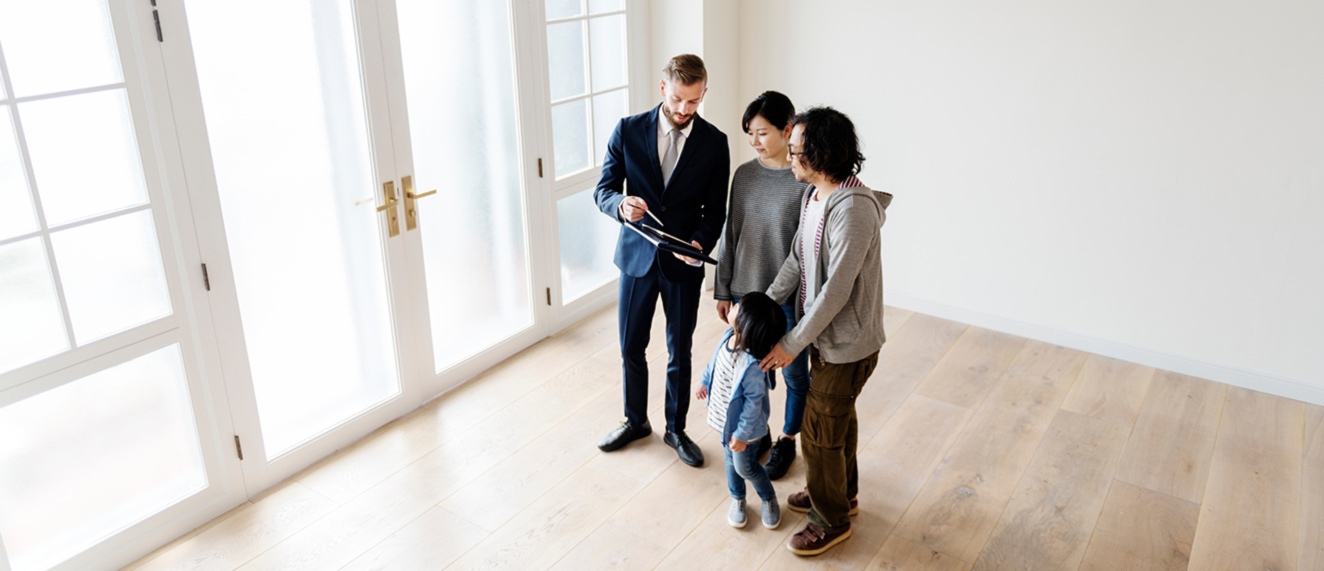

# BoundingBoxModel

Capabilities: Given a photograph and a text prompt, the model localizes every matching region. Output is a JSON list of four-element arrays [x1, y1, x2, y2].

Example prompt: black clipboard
[[623, 221, 718, 265]]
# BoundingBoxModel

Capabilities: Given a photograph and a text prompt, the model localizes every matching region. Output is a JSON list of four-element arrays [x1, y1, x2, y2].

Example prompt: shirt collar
[[658, 106, 695, 139]]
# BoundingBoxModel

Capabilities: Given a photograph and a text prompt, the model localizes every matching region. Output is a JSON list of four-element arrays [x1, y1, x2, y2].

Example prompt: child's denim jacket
[[700, 328, 776, 447]]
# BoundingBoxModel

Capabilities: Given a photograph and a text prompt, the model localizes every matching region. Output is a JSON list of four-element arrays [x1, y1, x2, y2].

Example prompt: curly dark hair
[[790, 106, 865, 183], [741, 91, 796, 134], [731, 292, 787, 360]]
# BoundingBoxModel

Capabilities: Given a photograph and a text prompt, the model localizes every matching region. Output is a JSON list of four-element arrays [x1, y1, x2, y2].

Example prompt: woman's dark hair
[[789, 106, 865, 183], [741, 91, 796, 134], [731, 292, 787, 360]]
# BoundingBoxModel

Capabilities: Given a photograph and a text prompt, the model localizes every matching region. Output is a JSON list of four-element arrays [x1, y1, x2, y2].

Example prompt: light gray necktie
[[662, 129, 681, 186]]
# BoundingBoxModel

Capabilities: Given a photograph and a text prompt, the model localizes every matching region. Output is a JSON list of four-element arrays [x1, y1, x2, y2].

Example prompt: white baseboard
[[885, 289, 1324, 407]]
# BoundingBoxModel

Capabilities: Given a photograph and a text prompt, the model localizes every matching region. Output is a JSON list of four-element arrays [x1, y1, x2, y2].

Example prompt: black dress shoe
[[663, 430, 704, 467], [764, 436, 797, 480], [598, 420, 651, 452]]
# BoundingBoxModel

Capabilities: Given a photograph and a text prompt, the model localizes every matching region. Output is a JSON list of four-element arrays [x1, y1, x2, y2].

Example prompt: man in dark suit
[[594, 54, 730, 467]]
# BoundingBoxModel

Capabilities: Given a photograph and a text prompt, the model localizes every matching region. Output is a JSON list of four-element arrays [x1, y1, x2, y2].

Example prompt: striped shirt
[[706, 342, 742, 433], [800, 175, 867, 312], [714, 159, 810, 301]]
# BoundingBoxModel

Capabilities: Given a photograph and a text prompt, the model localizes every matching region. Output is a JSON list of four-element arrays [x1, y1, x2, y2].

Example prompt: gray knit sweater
[[714, 159, 810, 301]]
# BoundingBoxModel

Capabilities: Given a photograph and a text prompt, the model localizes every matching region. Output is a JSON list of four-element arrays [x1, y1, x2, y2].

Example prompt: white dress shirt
[[657, 106, 694, 166]]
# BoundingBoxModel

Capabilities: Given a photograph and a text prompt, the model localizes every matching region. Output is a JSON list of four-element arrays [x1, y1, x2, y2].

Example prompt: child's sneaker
[[762, 497, 781, 529], [728, 498, 747, 528]]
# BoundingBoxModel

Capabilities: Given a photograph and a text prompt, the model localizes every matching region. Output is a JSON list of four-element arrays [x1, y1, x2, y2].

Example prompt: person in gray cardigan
[[758, 107, 892, 557], [714, 91, 811, 480]]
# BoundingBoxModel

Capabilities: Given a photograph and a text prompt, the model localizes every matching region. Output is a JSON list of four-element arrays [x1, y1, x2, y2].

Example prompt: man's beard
[[662, 101, 694, 130]]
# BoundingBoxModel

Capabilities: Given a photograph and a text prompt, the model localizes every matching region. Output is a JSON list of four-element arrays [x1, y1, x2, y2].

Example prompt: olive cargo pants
[[802, 346, 880, 533]]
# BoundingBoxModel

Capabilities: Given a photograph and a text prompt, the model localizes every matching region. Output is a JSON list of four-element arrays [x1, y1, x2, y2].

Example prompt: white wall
[[728, 0, 1324, 402]]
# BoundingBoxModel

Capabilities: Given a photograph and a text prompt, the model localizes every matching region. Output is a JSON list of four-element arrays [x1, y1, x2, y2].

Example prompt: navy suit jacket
[[594, 105, 730, 283]]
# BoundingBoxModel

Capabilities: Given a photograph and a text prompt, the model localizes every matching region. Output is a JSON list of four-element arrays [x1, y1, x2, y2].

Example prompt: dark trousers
[[803, 346, 880, 533], [618, 263, 701, 432]]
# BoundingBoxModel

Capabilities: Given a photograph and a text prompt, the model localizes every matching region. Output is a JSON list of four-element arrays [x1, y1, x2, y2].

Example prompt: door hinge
[[152, 9, 163, 42], [201, 263, 211, 291], [234, 435, 244, 460], [546, 287, 551, 306], [537, 158, 543, 178]]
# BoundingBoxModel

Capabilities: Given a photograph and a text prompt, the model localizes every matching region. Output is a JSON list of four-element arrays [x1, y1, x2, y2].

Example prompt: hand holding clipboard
[[623, 221, 717, 265]]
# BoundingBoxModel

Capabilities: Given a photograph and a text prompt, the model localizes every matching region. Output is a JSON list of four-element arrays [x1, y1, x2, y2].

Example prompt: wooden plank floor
[[127, 298, 1324, 571]]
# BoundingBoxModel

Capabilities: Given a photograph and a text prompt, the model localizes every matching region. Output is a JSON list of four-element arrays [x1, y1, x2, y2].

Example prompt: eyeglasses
[[787, 144, 804, 160]]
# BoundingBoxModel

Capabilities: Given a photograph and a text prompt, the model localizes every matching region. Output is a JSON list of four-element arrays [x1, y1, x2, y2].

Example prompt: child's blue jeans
[[725, 444, 777, 501]]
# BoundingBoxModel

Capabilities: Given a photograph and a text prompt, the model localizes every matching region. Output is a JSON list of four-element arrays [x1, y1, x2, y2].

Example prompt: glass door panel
[[0, 344, 206, 571], [0, 0, 123, 98], [393, 0, 534, 373], [19, 88, 150, 226], [0, 238, 65, 373], [0, 112, 38, 239], [184, 0, 400, 458], [556, 188, 619, 302]]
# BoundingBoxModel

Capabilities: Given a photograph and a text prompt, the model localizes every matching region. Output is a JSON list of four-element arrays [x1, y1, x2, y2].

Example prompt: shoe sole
[[787, 527, 852, 556], [787, 502, 859, 516], [728, 516, 747, 528], [597, 429, 651, 452], [763, 516, 781, 529]]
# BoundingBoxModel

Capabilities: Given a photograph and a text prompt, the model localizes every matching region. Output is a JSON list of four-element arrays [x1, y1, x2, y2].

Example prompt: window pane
[[589, 15, 626, 91], [186, 0, 401, 457], [546, 21, 587, 101], [552, 99, 591, 178], [396, 0, 534, 373], [592, 89, 627, 167], [0, 109, 38, 240], [558, 188, 618, 301], [545, 0, 583, 20], [50, 210, 171, 345], [589, 0, 624, 14], [19, 89, 149, 227], [0, 238, 66, 374], [0, 344, 206, 571], [0, 0, 123, 97]]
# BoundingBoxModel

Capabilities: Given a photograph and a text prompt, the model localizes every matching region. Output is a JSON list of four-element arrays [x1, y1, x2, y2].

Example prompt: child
[[696, 292, 787, 529]]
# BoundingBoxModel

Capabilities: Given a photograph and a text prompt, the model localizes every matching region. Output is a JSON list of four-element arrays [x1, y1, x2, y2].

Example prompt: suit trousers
[[618, 261, 701, 433], [803, 346, 880, 533]]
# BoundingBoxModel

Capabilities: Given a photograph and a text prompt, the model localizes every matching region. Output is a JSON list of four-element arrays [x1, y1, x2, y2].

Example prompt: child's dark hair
[[732, 292, 787, 359]]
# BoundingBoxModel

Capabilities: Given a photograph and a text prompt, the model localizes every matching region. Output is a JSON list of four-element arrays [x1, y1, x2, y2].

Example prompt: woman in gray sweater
[[714, 91, 809, 480]]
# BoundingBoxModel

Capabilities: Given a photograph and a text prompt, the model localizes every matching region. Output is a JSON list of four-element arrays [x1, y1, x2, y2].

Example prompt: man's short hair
[[661, 54, 707, 86], [791, 107, 866, 183]]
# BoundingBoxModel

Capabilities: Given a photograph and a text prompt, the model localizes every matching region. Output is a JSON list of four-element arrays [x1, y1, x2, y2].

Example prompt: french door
[[0, 1, 243, 569], [160, 0, 649, 492], [1, 0, 649, 567]]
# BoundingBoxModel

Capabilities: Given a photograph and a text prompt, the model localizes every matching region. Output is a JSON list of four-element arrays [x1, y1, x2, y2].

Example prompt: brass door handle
[[378, 181, 401, 237], [401, 175, 434, 231]]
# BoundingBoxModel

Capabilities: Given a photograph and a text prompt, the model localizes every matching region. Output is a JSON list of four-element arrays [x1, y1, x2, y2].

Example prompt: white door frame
[[371, 0, 557, 399], [526, 0, 653, 334], [153, 0, 424, 496]]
